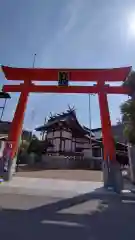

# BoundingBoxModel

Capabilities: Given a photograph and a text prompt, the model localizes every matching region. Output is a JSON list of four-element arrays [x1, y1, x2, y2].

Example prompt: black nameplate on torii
[[58, 72, 69, 86]]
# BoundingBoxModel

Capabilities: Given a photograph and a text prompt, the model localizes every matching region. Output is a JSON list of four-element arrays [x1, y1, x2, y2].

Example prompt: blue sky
[[0, 0, 135, 131]]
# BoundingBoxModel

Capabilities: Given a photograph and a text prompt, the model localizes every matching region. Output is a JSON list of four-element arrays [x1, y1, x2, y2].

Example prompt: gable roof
[[35, 109, 95, 137], [35, 110, 76, 131]]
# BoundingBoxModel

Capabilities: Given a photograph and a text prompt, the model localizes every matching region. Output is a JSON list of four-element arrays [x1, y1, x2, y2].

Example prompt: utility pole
[[88, 94, 92, 149], [32, 53, 36, 68], [30, 53, 36, 139]]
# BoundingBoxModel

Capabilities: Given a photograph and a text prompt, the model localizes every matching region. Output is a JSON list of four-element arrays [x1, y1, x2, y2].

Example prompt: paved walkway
[[16, 169, 103, 182], [0, 177, 103, 198]]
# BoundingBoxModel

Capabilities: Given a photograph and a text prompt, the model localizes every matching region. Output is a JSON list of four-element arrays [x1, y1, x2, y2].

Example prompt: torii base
[[2, 156, 16, 181], [102, 160, 123, 193]]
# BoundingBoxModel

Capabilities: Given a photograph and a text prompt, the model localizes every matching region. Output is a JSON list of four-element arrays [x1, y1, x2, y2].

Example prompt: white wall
[[54, 131, 60, 138], [47, 132, 53, 139], [46, 129, 92, 153], [61, 140, 64, 151], [62, 130, 72, 139], [65, 139, 72, 151], [83, 149, 93, 157], [76, 143, 83, 148], [84, 142, 90, 148], [53, 138, 60, 151], [47, 130, 72, 139], [72, 142, 75, 151], [75, 137, 90, 149]]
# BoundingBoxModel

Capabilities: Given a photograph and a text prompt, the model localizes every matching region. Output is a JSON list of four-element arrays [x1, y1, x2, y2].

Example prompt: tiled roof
[[35, 110, 94, 137]]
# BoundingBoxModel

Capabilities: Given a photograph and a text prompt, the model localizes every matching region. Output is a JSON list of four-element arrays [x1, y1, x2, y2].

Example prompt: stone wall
[[40, 155, 102, 170]]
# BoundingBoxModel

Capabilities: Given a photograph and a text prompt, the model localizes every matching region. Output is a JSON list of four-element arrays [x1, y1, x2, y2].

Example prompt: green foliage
[[123, 125, 135, 144], [27, 139, 52, 154], [19, 134, 39, 152], [121, 99, 135, 123], [27, 139, 39, 154], [123, 71, 135, 96], [120, 71, 135, 144], [120, 99, 135, 144], [114, 136, 119, 143], [19, 140, 30, 152]]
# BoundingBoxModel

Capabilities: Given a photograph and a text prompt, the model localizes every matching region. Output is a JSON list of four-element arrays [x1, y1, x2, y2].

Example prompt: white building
[[35, 109, 99, 156]]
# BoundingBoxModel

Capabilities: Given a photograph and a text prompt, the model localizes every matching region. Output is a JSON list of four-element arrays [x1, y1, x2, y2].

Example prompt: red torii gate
[[1, 65, 131, 189]]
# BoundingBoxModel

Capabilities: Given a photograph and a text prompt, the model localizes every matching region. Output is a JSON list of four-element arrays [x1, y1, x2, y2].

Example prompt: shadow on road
[[0, 191, 135, 240]]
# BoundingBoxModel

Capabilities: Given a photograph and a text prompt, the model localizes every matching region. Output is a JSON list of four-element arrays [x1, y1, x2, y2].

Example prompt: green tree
[[120, 71, 135, 144], [20, 140, 30, 152]]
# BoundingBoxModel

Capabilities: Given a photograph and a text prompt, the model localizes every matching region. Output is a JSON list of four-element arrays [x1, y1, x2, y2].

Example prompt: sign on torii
[[1, 65, 131, 191]]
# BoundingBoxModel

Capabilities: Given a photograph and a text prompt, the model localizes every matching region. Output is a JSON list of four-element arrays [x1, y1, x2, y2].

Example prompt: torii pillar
[[4, 82, 30, 180], [8, 84, 29, 158], [98, 81, 123, 191]]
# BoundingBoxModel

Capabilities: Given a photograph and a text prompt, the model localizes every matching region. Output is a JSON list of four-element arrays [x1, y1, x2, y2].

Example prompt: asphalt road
[[0, 192, 135, 240]]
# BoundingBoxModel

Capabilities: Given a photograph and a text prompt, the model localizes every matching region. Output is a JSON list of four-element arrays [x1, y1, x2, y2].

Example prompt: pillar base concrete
[[3, 160, 12, 181], [102, 159, 123, 193], [3, 155, 17, 181]]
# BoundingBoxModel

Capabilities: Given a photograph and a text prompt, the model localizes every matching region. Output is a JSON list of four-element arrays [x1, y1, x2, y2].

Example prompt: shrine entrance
[[1, 65, 131, 192]]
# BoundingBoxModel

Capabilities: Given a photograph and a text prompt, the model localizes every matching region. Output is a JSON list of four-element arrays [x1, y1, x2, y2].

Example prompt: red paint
[[3, 84, 130, 94], [98, 81, 116, 161], [2, 66, 131, 82], [1, 66, 131, 160], [8, 83, 29, 158]]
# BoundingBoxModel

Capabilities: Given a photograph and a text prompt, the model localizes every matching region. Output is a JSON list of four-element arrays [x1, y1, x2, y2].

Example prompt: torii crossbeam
[[1, 65, 131, 191]]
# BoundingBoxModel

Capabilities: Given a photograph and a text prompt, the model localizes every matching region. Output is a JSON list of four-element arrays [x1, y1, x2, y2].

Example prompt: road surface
[[0, 192, 135, 240]]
